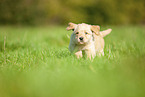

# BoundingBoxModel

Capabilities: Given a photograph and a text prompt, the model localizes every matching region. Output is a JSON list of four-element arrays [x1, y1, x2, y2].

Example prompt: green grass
[[0, 25, 145, 97]]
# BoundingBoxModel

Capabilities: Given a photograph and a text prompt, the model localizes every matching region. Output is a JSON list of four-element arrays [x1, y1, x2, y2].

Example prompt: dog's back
[[93, 29, 112, 56], [93, 33, 105, 56]]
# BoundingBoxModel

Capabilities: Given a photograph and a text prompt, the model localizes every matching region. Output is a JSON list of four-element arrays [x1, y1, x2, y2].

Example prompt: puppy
[[67, 22, 112, 59]]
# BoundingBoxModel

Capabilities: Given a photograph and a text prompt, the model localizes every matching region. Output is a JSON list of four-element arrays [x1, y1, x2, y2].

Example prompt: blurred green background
[[0, 0, 145, 25]]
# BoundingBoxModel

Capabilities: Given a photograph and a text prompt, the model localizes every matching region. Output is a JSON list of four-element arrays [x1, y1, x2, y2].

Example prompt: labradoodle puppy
[[67, 22, 112, 59]]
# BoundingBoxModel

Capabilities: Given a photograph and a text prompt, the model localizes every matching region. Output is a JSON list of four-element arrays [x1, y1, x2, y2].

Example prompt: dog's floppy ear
[[91, 25, 100, 35], [66, 22, 77, 31]]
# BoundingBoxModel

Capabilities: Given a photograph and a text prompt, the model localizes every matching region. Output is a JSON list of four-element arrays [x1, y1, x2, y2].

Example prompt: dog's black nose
[[79, 37, 83, 40]]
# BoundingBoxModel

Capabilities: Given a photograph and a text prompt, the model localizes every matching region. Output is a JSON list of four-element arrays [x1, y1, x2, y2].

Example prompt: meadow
[[0, 25, 145, 97]]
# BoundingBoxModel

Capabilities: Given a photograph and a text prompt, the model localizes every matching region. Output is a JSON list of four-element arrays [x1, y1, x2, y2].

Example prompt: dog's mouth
[[77, 40, 85, 45], [78, 41, 84, 44], [76, 37, 87, 45]]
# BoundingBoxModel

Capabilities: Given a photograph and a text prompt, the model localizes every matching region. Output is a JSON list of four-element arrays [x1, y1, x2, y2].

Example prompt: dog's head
[[67, 22, 100, 45]]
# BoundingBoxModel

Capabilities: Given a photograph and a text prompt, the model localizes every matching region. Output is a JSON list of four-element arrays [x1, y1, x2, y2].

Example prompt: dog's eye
[[76, 32, 79, 34], [85, 32, 88, 34]]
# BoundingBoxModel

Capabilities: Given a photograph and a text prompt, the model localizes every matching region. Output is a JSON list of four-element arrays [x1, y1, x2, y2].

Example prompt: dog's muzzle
[[79, 37, 83, 40]]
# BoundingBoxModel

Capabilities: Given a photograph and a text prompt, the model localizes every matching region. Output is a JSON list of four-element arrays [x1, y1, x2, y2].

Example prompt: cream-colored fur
[[67, 22, 112, 60]]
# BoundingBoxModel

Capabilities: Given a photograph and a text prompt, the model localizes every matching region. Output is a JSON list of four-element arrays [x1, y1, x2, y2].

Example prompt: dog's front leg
[[75, 51, 82, 59], [98, 49, 104, 56], [85, 49, 96, 60]]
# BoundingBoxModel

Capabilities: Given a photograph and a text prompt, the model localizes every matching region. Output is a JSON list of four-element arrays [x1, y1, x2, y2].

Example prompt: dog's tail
[[100, 29, 112, 37]]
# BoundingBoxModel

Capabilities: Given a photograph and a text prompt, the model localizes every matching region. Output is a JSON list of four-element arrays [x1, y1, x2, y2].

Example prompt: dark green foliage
[[0, 0, 145, 25]]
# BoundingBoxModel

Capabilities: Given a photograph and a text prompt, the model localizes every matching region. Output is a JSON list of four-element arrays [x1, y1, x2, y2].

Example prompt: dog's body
[[67, 23, 112, 59]]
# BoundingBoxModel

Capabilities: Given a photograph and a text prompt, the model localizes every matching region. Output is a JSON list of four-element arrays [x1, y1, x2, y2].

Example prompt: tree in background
[[0, 0, 144, 25]]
